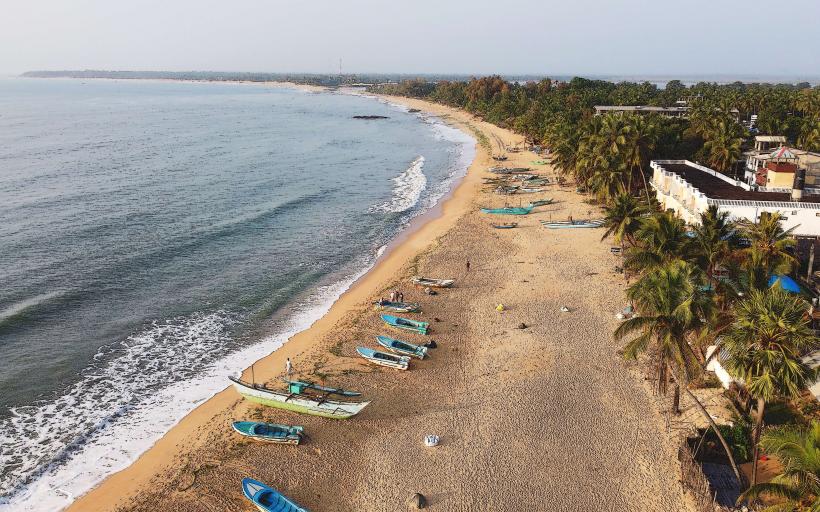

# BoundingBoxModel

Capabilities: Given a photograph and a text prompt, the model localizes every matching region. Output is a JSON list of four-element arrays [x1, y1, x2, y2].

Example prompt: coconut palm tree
[[691, 205, 740, 288], [740, 212, 797, 290], [624, 211, 693, 273], [740, 422, 820, 510], [718, 287, 817, 486], [600, 192, 648, 247], [614, 260, 743, 483], [620, 114, 659, 203], [702, 117, 744, 174]]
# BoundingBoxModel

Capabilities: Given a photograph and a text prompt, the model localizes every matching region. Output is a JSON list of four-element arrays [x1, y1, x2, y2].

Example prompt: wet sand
[[67, 94, 693, 512]]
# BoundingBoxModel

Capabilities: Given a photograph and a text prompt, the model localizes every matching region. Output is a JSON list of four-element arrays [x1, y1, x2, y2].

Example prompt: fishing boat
[[229, 376, 369, 419], [242, 478, 307, 512], [356, 347, 410, 370], [519, 187, 544, 193], [410, 276, 455, 288], [282, 379, 362, 397], [480, 206, 533, 215], [527, 199, 553, 207], [380, 314, 429, 335], [540, 219, 605, 229], [492, 222, 518, 229], [376, 335, 427, 359], [232, 421, 304, 444], [373, 300, 421, 313]]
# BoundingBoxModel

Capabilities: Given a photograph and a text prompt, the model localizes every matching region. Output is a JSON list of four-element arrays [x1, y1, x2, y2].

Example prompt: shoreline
[[61, 91, 490, 512]]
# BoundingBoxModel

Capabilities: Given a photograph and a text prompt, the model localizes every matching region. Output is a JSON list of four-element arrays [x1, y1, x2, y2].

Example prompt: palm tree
[[702, 117, 744, 174], [691, 205, 739, 288], [615, 260, 743, 483], [620, 114, 659, 203], [624, 211, 692, 273], [740, 212, 797, 289], [740, 422, 820, 510], [718, 288, 817, 486], [601, 192, 647, 247]]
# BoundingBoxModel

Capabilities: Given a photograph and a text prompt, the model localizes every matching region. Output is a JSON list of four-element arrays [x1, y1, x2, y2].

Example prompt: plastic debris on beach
[[424, 434, 440, 447]]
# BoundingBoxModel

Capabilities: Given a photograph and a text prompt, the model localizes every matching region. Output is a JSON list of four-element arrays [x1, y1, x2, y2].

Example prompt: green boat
[[229, 376, 369, 419], [380, 314, 429, 335], [527, 199, 553, 207], [232, 421, 304, 444], [376, 335, 428, 359], [480, 206, 533, 215]]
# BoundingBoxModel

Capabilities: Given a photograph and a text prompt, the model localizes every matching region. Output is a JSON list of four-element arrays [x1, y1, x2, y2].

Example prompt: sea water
[[0, 78, 474, 510]]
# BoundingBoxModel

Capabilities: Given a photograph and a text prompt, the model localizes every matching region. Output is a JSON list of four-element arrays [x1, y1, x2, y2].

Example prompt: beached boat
[[380, 314, 430, 335], [373, 300, 421, 313], [410, 276, 455, 288], [540, 219, 605, 229], [492, 222, 518, 229], [527, 199, 553, 207], [242, 478, 307, 512], [480, 206, 533, 215], [356, 346, 410, 370], [229, 376, 369, 419], [232, 421, 304, 444], [519, 187, 544, 193], [376, 335, 427, 359]]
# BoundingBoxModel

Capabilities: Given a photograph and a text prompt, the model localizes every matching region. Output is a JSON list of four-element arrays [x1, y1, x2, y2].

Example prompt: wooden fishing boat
[[356, 347, 410, 370], [540, 219, 605, 229], [527, 199, 553, 207], [242, 478, 307, 512], [376, 335, 427, 359], [492, 222, 518, 229], [229, 376, 369, 419], [373, 300, 421, 313], [380, 314, 430, 335], [519, 187, 544, 193], [282, 379, 362, 397], [410, 276, 455, 288], [480, 206, 533, 215], [232, 421, 304, 445]]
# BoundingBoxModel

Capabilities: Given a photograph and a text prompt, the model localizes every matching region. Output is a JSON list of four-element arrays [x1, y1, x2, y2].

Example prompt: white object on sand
[[560, 305, 570, 312], [424, 434, 440, 447]]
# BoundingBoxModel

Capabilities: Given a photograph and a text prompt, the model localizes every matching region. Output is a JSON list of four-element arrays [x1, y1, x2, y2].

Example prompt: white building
[[650, 160, 820, 237]]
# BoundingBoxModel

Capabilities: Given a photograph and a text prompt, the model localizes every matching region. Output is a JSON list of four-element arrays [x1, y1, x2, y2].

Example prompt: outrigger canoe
[[373, 300, 421, 313], [540, 219, 605, 229], [376, 335, 427, 359], [381, 314, 429, 335], [229, 376, 369, 419], [232, 421, 304, 445], [480, 206, 533, 215], [356, 347, 410, 370], [411, 276, 455, 288], [242, 478, 307, 512]]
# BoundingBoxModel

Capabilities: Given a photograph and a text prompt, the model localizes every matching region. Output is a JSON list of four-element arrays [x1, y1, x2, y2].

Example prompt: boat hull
[[376, 335, 427, 359]]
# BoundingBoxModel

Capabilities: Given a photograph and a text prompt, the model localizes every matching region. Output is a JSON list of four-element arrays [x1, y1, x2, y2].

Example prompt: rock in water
[[407, 492, 427, 509]]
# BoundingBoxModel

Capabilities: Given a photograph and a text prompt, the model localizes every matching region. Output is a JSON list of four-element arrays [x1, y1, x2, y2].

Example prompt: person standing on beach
[[466, 259, 471, 273], [286, 358, 293, 376]]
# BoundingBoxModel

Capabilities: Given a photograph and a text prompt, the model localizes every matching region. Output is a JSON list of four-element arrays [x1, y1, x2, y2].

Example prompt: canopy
[[768, 275, 801, 293]]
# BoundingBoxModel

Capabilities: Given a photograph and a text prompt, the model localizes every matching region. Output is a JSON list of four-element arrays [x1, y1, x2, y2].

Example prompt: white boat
[[411, 276, 455, 288], [356, 347, 410, 370], [229, 376, 369, 419]]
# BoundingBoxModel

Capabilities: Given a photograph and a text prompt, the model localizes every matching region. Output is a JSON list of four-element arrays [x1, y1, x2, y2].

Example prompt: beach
[[65, 93, 694, 512]]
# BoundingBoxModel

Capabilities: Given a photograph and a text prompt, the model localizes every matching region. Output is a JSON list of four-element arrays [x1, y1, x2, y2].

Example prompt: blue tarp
[[768, 274, 801, 293]]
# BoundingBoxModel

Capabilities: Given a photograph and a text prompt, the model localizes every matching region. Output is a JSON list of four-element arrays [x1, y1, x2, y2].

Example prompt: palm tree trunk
[[682, 382, 743, 485], [751, 398, 765, 486], [637, 165, 652, 206], [672, 382, 681, 415]]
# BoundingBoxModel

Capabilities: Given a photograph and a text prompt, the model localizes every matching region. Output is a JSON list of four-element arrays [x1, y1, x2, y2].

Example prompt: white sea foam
[[369, 156, 427, 213]]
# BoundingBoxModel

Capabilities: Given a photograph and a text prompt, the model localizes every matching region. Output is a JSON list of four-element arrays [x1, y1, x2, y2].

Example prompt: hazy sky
[[1, 0, 818, 77]]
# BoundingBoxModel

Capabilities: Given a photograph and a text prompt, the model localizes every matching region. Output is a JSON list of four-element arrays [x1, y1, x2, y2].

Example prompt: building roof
[[770, 146, 798, 160], [655, 161, 820, 203], [755, 135, 787, 143]]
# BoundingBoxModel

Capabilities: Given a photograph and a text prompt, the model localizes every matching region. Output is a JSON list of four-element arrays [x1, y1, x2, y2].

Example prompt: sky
[[1, 0, 818, 78]]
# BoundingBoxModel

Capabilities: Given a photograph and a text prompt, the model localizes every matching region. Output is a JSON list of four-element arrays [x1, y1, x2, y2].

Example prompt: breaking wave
[[369, 156, 427, 213]]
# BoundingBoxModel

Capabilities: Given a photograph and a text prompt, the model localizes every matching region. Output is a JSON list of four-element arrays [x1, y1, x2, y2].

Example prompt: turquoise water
[[0, 78, 473, 509]]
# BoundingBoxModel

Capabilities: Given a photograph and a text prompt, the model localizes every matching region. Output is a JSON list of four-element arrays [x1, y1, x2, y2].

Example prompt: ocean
[[0, 78, 474, 510]]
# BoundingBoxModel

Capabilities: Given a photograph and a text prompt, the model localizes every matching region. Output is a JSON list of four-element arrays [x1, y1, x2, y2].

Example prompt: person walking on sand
[[389, 290, 396, 302], [466, 259, 471, 273], [285, 358, 293, 376]]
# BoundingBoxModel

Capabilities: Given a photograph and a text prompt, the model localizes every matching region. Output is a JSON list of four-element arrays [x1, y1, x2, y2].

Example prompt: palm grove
[[370, 77, 820, 508]]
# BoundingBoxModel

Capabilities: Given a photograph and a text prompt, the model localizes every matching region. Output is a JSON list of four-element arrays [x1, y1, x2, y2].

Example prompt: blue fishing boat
[[480, 206, 533, 215], [380, 314, 429, 335], [242, 478, 307, 512], [376, 335, 427, 359], [232, 421, 304, 445]]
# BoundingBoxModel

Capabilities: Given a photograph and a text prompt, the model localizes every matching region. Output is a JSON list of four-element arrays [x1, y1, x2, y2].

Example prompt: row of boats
[[229, 276, 456, 511]]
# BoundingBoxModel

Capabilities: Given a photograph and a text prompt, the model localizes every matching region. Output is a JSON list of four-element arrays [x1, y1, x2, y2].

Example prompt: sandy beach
[[65, 93, 694, 512]]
